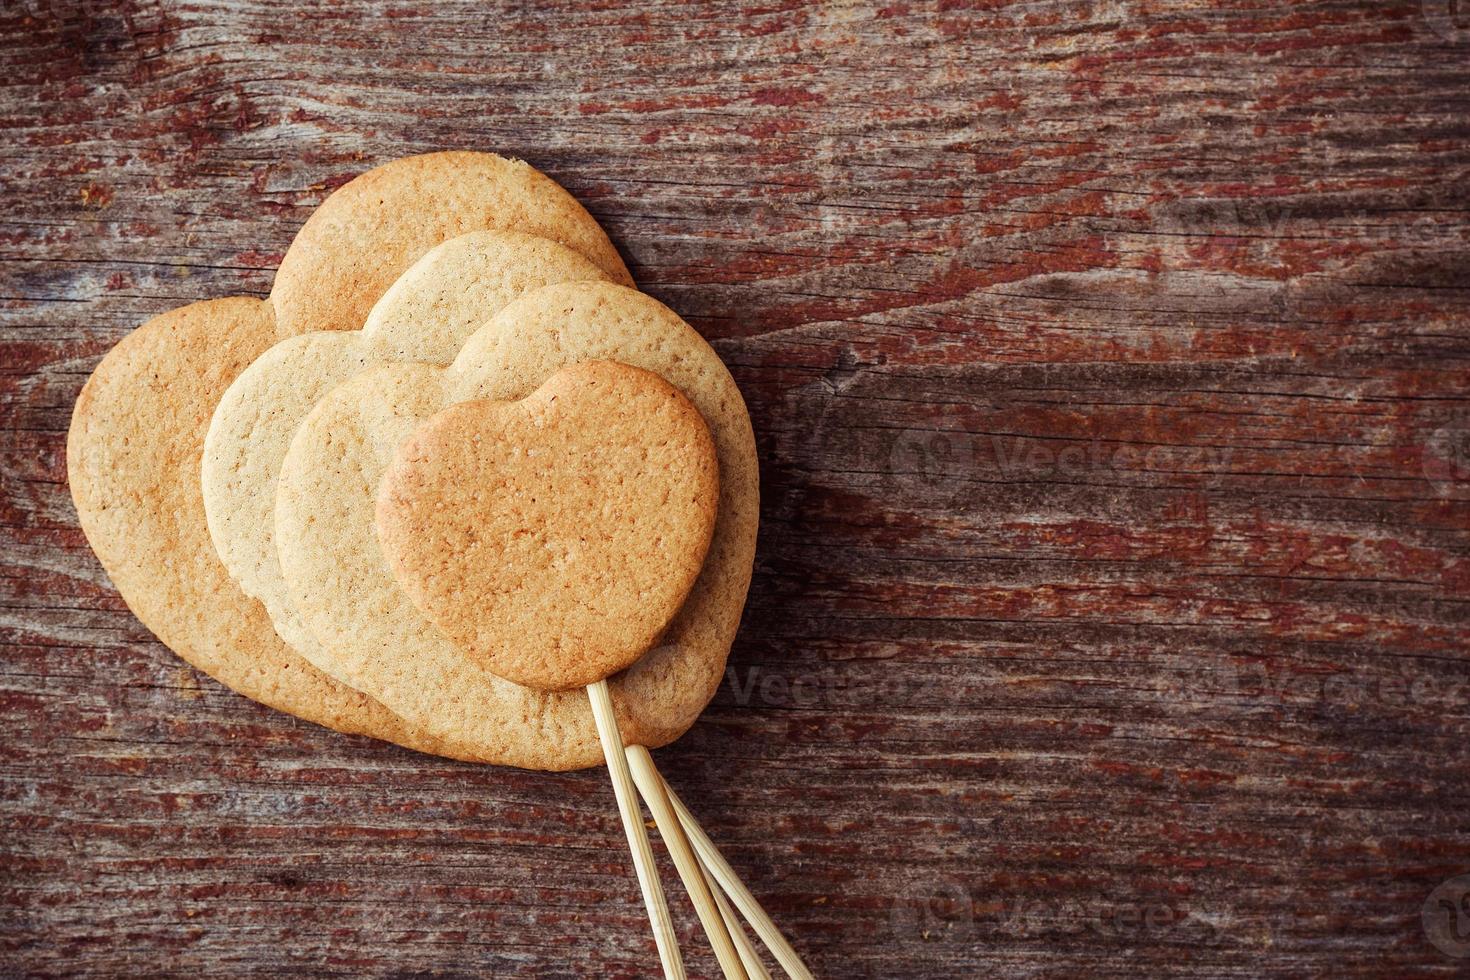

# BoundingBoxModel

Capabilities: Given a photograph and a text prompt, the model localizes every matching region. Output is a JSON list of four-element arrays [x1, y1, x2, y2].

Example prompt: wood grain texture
[[3, 0, 1469, 976]]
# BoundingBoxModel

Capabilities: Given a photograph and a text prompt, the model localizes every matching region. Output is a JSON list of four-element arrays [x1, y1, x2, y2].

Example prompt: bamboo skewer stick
[[627, 746, 748, 979], [703, 858, 772, 980], [587, 682, 685, 980], [657, 774, 815, 980]]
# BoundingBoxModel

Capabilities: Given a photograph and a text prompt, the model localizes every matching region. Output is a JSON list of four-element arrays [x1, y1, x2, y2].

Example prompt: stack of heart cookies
[[67, 152, 809, 979]]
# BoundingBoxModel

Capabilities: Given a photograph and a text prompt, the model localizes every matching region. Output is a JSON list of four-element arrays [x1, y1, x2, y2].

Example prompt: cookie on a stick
[[276, 283, 809, 974], [376, 360, 739, 978], [274, 283, 759, 770]]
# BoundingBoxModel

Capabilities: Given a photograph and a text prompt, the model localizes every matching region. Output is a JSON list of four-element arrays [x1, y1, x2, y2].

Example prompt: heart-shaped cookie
[[275, 281, 759, 770], [376, 361, 720, 692]]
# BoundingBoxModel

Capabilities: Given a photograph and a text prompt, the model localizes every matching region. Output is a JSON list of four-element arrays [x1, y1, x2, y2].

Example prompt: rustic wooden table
[[3, 1, 1469, 977]]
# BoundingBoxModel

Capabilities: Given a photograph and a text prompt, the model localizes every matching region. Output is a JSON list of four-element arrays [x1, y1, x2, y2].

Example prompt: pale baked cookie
[[68, 152, 628, 744], [275, 283, 759, 770], [201, 231, 612, 664], [377, 361, 720, 692]]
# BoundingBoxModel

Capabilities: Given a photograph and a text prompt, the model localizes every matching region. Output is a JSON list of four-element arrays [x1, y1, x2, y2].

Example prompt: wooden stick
[[659, 778, 814, 980], [587, 681, 685, 980], [627, 746, 748, 980], [703, 855, 772, 980]]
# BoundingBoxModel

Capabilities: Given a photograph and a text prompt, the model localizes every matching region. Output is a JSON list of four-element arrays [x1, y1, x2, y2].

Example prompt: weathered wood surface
[[3, 0, 1469, 976]]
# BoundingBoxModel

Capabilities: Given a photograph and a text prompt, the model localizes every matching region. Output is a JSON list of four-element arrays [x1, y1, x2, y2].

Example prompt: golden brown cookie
[[68, 152, 628, 745], [66, 299, 450, 753], [271, 151, 630, 338], [275, 282, 759, 770], [377, 361, 720, 692]]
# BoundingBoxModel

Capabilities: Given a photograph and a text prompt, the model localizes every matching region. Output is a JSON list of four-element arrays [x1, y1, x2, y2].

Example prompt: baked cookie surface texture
[[377, 360, 720, 693]]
